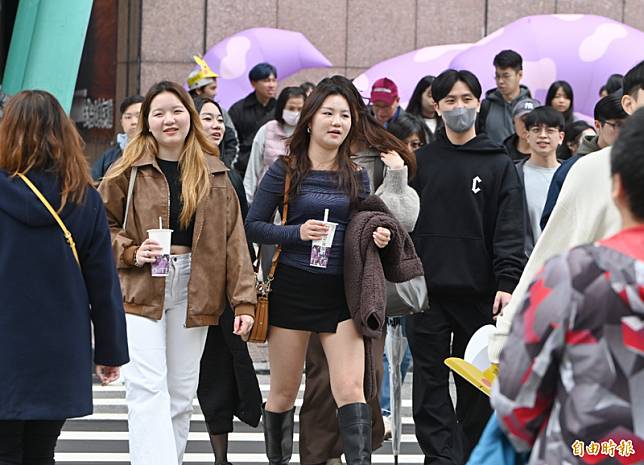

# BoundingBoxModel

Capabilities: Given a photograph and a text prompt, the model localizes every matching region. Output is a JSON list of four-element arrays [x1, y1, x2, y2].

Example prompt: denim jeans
[[123, 254, 209, 465]]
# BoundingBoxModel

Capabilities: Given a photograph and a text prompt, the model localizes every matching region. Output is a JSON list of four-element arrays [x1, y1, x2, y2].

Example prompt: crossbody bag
[[17, 173, 80, 265], [247, 170, 292, 343]]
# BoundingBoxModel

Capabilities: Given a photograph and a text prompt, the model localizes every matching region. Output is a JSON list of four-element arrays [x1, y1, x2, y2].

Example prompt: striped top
[[245, 159, 370, 275]]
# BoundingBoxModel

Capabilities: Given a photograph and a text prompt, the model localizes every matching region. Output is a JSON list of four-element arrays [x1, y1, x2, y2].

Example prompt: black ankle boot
[[338, 403, 372, 465], [262, 404, 295, 465]]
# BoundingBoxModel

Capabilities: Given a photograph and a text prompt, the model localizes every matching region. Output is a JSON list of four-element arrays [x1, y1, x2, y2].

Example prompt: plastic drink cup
[[147, 228, 173, 277], [310, 222, 337, 268]]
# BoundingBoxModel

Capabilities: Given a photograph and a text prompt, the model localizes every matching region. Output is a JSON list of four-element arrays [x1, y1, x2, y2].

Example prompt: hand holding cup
[[136, 238, 163, 264], [300, 220, 329, 241]]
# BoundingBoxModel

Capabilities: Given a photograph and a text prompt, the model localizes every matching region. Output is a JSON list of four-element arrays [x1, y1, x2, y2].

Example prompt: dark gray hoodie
[[478, 85, 532, 145]]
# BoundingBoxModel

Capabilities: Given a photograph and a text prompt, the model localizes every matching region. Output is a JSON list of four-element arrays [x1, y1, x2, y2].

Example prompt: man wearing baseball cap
[[370, 77, 406, 127], [503, 98, 541, 161]]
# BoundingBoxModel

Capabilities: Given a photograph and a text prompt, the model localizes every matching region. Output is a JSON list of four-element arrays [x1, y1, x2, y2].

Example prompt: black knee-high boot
[[262, 404, 295, 465], [338, 403, 372, 465]]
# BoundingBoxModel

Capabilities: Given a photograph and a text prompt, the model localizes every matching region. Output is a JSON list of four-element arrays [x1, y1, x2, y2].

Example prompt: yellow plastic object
[[187, 55, 219, 89], [444, 358, 498, 397]]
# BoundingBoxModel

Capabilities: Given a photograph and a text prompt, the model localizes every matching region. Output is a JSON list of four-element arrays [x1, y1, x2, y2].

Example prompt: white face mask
[[282, 109, 300, 127]]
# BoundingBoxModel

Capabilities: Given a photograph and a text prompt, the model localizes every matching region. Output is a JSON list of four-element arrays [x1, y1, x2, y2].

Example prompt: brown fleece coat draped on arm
[[344, 195, 424, 399]]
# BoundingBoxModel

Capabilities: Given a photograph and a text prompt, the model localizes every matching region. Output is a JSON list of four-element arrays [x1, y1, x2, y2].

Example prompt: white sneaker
[[383, 415, 392, 440]]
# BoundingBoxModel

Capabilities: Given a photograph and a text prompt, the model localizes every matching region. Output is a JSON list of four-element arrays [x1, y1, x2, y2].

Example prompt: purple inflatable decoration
[[449, 14, 644, 118], [353, 43, 471, 107], [190, 28, 332, 109]]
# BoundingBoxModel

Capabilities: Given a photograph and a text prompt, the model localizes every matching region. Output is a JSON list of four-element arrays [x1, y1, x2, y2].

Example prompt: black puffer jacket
[[228, 92, 276, 176]]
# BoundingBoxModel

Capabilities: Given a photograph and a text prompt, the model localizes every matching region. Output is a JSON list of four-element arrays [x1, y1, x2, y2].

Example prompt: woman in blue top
[[245, 79, 392, 465]]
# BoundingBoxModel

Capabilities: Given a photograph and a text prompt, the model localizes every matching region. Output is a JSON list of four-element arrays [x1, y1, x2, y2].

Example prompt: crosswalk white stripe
[[70, 413, 417, 424], [92, 384, 302, 392], [90, 397, 414, 408], [63, 376, 423, 463], [55, 453, 425, 463], [58, 431, 419, 442]]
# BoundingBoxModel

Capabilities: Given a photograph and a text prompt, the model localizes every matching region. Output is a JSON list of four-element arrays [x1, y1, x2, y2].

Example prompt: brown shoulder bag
[[246, 170, 292, 343]]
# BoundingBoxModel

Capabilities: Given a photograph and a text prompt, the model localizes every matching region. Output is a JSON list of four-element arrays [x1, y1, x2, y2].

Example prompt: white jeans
[[123, 254, 208, 465]]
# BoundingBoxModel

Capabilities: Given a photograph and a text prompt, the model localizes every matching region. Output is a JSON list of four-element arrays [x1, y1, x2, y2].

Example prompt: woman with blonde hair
[[0, 90, 128, 463], [99, 81, 256, 465]]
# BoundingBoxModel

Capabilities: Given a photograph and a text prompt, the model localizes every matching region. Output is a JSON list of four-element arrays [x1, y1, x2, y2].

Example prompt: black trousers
[[197, 305, 262, 434], [197, 323, 237, 434], [0, 420, 65, 465], [406, 295, 493, 465]]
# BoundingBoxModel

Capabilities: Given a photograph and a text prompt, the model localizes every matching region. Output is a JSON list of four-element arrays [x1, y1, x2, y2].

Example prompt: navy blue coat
[[0, 169, 129, 420]]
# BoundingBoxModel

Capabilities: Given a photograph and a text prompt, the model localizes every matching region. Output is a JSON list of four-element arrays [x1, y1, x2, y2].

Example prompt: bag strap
[[123, 166, 137, 230], [17, 173, 80, 265], [254, 168, 292, 280]]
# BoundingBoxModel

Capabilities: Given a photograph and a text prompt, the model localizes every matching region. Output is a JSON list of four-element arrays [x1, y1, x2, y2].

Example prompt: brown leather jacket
[[98, 152, 256, 327]]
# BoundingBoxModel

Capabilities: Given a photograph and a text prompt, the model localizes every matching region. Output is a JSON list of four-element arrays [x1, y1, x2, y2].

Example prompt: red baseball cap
[[370, 78, 399, 105]]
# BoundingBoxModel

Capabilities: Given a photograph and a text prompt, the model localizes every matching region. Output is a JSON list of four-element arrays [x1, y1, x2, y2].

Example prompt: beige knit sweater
[[488, 146, 621, 363]]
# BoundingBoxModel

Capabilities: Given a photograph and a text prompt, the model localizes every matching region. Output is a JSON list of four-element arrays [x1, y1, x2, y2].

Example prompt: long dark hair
[[545, 80, 574, 125], [561, 120, 594, 158], [286, 79, 362, 204], [387, 113, 428, 146], [192, 95, 223, 116], [605, 73, 624, 94], [0, 90, 92, 209], [327, 76, 416, 178], [406, 75, 435, 117]]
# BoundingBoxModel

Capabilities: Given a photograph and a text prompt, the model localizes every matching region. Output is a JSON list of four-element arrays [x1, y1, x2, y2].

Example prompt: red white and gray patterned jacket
[[492, 225, 644, 465]]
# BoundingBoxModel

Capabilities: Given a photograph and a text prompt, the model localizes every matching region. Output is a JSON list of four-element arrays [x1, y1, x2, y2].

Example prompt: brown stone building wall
[[95, 0, 643, 161], [129, 0, 644, 97]]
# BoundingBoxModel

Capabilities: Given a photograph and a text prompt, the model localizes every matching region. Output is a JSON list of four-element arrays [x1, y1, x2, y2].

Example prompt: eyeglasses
[[528, 127, 561, 136], [603, 121, 623, 130], [494, 73, 515, 82]]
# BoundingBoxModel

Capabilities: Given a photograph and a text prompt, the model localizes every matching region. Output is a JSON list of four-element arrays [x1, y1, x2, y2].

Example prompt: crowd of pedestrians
[[0, 46, 642, 465]]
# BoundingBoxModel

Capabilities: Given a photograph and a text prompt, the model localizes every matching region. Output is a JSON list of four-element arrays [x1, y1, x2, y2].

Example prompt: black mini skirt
[[268, 263, 351, 333]]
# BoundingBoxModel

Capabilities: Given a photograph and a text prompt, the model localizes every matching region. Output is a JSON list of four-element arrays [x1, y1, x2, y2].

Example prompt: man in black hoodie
[[407, 69, 525, 465]]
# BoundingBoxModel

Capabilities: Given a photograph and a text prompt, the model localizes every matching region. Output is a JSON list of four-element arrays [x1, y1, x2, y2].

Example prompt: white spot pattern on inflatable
[[219, 36, 251, 79], [579, 23, 628, 62]]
